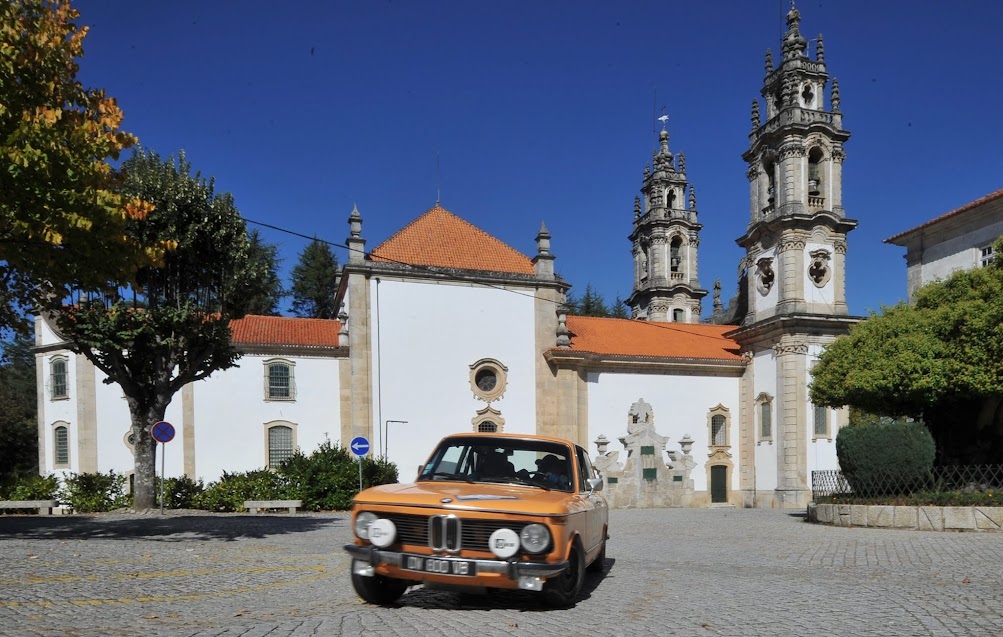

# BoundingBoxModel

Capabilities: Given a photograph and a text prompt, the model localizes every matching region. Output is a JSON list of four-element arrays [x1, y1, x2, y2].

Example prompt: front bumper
[[344, 543, 569, 579]]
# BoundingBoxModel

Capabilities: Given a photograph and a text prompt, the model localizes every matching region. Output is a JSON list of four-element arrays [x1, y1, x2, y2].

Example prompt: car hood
[[353, 481, 580, 516]]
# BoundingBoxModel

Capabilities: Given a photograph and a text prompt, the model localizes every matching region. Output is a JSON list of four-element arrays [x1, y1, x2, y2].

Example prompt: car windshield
[[417, 436, 575, 492]]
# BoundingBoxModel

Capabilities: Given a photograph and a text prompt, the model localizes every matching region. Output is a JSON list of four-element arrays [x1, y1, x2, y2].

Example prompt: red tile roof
[[370, 205, 535, 275], [230, 315, 340, 348], [563, 316, 743, 361], [885, 187, 1003, 243]]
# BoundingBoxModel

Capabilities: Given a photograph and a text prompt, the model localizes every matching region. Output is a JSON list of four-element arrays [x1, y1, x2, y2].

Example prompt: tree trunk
[[130, 404, 167, 511]]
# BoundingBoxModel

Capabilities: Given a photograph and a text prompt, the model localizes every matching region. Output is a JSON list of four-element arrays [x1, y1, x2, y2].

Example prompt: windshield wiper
[[419, 471, 474, 483]]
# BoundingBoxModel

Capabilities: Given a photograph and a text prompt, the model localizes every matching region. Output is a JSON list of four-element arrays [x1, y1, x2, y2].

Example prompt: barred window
[[711, 415, 726, 446], [813, 404, 829, 438], [54, 425, 69, 466], [981, 245, 995, 268], [50, 357, 68, 399], [267, 425, 294, 469], [477, 421, 498, 433], [264, 359, 295, 400]]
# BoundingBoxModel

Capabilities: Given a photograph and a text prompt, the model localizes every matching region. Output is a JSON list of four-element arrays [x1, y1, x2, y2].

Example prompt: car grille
[[382, 513, 528, 552]]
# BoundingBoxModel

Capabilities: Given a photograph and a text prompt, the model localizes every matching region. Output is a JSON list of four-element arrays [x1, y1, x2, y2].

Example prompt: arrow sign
[[350, 436, 370, 457]]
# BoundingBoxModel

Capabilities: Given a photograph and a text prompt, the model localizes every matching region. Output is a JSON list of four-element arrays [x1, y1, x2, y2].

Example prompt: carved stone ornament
[[746, 165, 759, 182], [650, 303, 670, 315], [808, 249, 832, 287], [773, 340, 809, 356], [779, 238, 807, 252], [833, 240, 848, 254], [755, 257, 775, 296], [779, 142, 806, 160]]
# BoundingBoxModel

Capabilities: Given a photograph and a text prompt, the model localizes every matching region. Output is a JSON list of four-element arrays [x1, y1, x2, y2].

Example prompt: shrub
[[193, 470, 289, 512], [157, 475, 205, 509], [836, 419, 936, 496], [278, 441, 398, 511], [5, 474, 60, 501], [60, 471, 130, 512]]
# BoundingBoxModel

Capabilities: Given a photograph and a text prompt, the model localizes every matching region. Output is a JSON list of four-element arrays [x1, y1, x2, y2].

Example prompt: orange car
[[344, 432, 609, 607]]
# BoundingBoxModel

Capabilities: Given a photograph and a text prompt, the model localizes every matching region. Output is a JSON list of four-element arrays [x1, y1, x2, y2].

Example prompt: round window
[[475, 368, 497, 392]]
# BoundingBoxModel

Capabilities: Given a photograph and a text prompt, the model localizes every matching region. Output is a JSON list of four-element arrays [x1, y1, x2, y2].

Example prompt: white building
[[34, 7, 854, 509], [885, 187, 1003, 300]]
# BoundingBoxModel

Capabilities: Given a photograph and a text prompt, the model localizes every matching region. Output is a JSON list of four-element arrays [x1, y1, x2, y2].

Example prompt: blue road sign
[[350, 436, 370, 457], [151, 421, 175, 443]]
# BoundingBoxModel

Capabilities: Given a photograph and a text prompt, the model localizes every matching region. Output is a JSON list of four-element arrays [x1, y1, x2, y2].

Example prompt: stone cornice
[[544, 349, 746, 377], [726, 313, 863, 349]]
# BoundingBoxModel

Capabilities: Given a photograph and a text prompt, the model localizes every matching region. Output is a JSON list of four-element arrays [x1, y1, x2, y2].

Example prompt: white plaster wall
[[39, 350, 77, 474], [752, 349, 778, 491], [371, 278, 537, 482], [585, 371, 741, 492], [807, 344, 839, 475], [804, 242, 835, 307], [196, 354, 341, 482]]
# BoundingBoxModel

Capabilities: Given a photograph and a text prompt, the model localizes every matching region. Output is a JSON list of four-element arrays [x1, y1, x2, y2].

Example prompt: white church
[[34, 8, 858, 509]]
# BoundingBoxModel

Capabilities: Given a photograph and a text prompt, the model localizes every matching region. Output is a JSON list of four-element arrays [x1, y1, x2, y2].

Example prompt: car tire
[[586, 533, 606, 574], [350, 560, 409, 605], [543, 540, 585, 608]]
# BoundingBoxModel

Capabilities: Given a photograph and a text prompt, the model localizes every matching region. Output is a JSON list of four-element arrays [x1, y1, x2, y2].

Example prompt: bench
[[244, 499, 302, 514], [0, 500, 56, 515]]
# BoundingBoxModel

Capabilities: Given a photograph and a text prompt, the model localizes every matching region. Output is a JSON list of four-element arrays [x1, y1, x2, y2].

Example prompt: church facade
[[34, 8, 854, 509]]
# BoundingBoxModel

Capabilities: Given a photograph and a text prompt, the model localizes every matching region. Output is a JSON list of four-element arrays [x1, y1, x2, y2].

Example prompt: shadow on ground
[[0, 513, 346, 542], [394, 557, 616, 612]]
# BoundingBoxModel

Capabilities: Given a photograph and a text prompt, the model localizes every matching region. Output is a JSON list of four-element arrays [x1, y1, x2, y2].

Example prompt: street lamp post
[[384, 420, 408, 458]]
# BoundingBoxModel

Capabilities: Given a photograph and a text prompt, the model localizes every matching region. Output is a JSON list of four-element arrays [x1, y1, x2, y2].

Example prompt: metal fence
[[812, 465, 1003, 503]]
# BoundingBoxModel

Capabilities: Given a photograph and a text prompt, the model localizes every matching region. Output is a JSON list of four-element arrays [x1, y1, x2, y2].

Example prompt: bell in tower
[[626, 119, 707, 323]]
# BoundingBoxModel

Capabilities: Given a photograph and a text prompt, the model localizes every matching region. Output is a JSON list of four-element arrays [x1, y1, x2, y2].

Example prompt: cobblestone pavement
[[2, 508, 1002, 636]]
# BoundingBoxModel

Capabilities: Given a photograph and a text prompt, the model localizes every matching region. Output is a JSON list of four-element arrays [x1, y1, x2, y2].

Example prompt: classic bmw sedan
[[344, 432, 608, 607]]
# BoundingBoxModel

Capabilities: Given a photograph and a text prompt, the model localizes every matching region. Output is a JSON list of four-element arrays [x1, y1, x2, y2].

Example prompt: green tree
[[1, 1, 149, 336], [567, 283, 616, 318], [290, 239, 339, 319], [0, 333, 38, 487], [51, 149, 263, 510], [243, 229, 284, 316], [611, 294, 630, 319], [811, 240, 1003, 462]]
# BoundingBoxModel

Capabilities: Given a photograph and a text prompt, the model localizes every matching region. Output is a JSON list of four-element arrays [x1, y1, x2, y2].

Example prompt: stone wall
[[808, 503, 1003, 532]]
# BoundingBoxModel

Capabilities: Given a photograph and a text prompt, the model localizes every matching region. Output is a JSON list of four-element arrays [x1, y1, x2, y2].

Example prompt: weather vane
[[657, 114, 669, 130]]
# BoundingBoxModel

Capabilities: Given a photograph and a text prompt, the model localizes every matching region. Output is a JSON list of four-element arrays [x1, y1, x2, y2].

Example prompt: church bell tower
[[731, 5, 859, 510], [627, 123, 707, 322]]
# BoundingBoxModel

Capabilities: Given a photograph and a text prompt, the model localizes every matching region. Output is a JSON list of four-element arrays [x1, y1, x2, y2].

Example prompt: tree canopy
[[810, 241, 1003, 462], [290, 238, 340, 319], [566, 284, 629, 318], [242, 229, 285, 316], [1, 0, 150, 335], [53, 149, 263, 509], [0, 333, 38, 486]]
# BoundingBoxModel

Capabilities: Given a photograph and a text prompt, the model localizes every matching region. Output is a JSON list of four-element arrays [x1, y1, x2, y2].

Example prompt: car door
[[575, 445, 607, 555]]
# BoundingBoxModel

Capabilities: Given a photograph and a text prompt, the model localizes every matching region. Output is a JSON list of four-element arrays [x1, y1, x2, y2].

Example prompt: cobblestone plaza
[[2, 508, 1001, 636]]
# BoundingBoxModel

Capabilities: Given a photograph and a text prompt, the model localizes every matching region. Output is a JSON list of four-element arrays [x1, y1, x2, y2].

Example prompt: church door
[[710, 465, 728, 503]]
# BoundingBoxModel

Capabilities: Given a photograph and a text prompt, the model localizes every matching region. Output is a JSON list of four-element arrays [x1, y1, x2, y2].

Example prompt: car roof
[[440, 432, 578, 447]]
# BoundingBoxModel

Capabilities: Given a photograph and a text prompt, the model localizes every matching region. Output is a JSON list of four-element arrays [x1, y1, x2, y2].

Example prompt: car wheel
[[350, 560, 409, 605], [543, 540, 585, 608], [586, 533, 606, 574]]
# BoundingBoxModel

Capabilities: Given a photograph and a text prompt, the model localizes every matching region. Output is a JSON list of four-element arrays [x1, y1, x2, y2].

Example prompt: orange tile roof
[[370, 205, 535, 275], [230, 315, 341, 348], [563, 316, 743, 361], [885, 187, 1003, 243]]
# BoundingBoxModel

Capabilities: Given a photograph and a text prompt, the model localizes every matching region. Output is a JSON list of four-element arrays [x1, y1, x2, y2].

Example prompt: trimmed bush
[[60, 471, 130, 512], [836, 419, 936, 496], [193, 470, 289, 512], [157, 475, 205, 509], [5, 474, 60, 501], [278, 441, 398, 511]]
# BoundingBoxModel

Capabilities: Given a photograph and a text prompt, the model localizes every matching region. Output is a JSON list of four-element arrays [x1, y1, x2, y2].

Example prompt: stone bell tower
[[627, 122, 707, 323], [730, 5, 859, 510]]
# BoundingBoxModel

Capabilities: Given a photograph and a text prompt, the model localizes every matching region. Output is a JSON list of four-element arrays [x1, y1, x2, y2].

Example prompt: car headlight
[[519, 523, 551, 554], [354, 511, 378, 539]]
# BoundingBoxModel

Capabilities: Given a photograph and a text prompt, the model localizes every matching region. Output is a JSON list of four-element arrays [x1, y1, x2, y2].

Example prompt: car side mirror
[[587, 477, 603, 493]]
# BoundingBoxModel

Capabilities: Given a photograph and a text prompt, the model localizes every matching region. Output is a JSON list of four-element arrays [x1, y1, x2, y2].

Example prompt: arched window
[[266, 423, 295, 469], [666, 188, 677, 209], [50, 356, 69, 400], [264, 359, 295, 400], [706, 405, 731, 448], [763, 159, 776, 209], [807, 147, 824, 196], [477, 421, 498, 433], [756, 394, 773, 443], [672, 308, 685, 322], [53, 423, 70, 467], [670, 236, 683, 272], [472, 406, 504, 433]]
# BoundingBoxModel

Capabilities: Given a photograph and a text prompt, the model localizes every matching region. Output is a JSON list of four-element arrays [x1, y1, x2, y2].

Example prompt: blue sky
[[74, 0, 1003, 317]]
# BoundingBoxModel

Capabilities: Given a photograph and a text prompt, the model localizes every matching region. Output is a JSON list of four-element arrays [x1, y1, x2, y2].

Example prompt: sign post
[[151, 421, 176, 515], [350, 436, 370, 492]]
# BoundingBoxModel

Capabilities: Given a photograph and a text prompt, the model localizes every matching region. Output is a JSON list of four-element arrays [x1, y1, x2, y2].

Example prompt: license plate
[[403, 554, 477, 576]]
